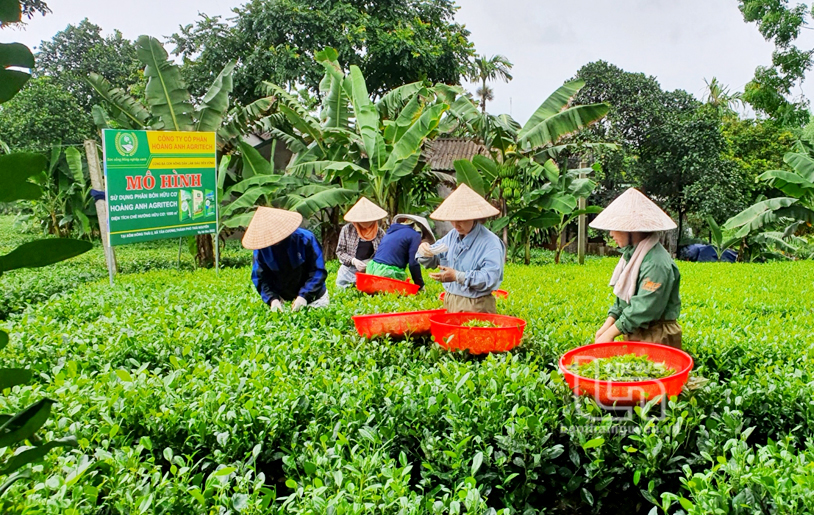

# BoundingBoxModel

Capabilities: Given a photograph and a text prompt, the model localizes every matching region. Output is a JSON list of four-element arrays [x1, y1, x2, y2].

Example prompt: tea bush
[[1, 232, 814, 513], [0, 215, 250, 320]]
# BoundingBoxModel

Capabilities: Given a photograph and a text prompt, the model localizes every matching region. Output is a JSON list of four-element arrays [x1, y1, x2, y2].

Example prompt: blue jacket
[[416, 223, 504, 298], [372, 223, 424, 287], [251, 228, 327, 303]]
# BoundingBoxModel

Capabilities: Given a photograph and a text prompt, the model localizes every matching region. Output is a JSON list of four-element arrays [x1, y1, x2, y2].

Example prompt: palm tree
[[704, 77, 743, 115], [469, 54, 513, 113]]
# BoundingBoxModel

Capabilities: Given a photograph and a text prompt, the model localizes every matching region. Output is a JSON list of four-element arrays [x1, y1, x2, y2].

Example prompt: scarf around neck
[[609, 233, 660, 303], [353, 222, 379, 242]]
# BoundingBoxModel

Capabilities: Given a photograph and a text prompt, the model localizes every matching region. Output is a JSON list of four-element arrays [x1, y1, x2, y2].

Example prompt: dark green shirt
[[609, 243, 681, 334]]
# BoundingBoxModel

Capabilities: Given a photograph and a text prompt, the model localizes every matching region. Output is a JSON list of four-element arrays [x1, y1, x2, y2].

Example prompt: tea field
[[2, 220, 814, 513]]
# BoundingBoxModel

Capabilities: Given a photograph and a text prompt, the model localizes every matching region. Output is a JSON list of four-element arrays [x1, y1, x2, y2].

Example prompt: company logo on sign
[[115, 132, 138, 156]]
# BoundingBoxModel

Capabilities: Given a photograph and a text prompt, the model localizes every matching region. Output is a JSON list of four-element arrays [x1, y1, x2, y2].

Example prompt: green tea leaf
[[582, 437, 605, 450]]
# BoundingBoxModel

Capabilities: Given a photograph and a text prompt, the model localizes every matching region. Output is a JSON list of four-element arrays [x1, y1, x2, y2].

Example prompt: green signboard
[[103, 129, 218, 246]]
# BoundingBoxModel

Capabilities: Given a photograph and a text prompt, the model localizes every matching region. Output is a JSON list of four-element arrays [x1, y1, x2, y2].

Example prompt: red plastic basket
[[430, 313, 526, 354], [559, 342, 694, 406], [352, 309, 447, 339], [438, 289, 508, 301], [356, 273, 420, 295]]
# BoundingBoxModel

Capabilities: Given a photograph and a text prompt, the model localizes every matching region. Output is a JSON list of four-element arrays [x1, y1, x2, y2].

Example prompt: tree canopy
[[0, 76, 93, 150], [738, 0, 812, 125], [36, 18, 141, 112], [571, 61, 754, 237], [169, 0, 475, 105]]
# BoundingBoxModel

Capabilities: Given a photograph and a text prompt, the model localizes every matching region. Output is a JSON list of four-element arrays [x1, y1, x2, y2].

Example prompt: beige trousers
[[443, 293, 497, 314], [626, 320, 682, 350]]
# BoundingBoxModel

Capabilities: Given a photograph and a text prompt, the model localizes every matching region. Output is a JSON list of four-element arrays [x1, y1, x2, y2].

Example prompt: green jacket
[[609, 242, 681, 334]]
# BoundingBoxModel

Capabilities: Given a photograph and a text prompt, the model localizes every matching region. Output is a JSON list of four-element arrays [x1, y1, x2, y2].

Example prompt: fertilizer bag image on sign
[[103, 130, 218, 245]]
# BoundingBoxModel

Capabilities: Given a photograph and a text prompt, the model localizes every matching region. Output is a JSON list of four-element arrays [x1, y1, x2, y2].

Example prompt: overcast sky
[[4, 0, 814, 124]]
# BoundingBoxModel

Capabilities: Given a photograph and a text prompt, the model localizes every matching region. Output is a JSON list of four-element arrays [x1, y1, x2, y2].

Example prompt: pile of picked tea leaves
[[568, 353, 676, 381], [461, 319, 500, 328]]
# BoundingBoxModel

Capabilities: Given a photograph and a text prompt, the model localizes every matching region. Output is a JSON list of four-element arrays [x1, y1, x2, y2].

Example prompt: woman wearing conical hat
[[243, 207, 329, 312], [367, 214, 436, 290], [335, 197, 387, 288], [416, 183, 505, 314], [591, 188, 682, 349]]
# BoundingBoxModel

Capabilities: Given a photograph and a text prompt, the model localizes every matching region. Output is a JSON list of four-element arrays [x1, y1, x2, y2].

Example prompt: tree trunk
[[502, 198, 508, 262], [321, 208, 340, 261], [524, 230, 531, 265], [196, 234, 214, 268], [481, 79, 487, 113]]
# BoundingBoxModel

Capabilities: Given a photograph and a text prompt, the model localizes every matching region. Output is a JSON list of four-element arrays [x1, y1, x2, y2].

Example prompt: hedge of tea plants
[[2, 244, 814, 514], [0, 216, 250, 320]]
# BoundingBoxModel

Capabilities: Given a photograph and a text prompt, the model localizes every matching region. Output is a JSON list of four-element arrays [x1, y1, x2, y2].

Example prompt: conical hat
[[343, 197, 387, 223], [393, 214, 436, 243], [589, 188, 676, 232], [430, 183, 500, 221], [242, 207, 303, 249]]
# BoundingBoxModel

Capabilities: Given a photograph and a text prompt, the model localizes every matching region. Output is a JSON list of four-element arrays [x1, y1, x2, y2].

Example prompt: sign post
[[85, 140, 117, 285], [578, 160, 587, 265], [102, 130, 218, 249]]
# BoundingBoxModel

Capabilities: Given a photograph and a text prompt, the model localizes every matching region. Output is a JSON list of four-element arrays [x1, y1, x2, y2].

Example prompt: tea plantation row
[[2, 238, 814, 513]]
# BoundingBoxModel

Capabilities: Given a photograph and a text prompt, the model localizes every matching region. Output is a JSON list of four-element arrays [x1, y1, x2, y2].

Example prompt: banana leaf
[[723, 197, 798, 230], [0, 153, 46, 203], [568, 178, 597, 198], [221, 210, 256, 229], [386, 93, 424, 143], [454, 159, 485, 196], [0, 43, 34, 103], [0, 239, 92, 273], [87, 73, 150, 128], [349, 66, 381, 167], [376, 82, 424, 120], [318, 61, 352, 130], [382, 103, 447, 171], [220, 186, 278, 218], [0, 0, 22, 23], [518, 103, 609, 151], [91, 105, 112, 130], [288, 160, 366, 178], [262, 125, 307, 155], [224, 174, 283, 198], [263, 82, 319, 125], [196, 60, 236, 132], [757, 169, 814, 199], [218, 97, 275, 149], [784, 152, 814, 183], [285, 187, 356, 218], [136, 35, 194, 131], [472, 155, 499, 183], [237, 141, 272, 178], [0, 436, 77, 476], [64, 147, 84, 185], [518, 80, 585, 137], [279, 105, 324, 148], [387, 152, 421, 182]]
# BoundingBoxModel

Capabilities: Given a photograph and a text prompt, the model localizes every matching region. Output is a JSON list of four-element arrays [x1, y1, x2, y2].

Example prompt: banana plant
[[18, 146, 96, 239], [217, 142, 354, 233], [723, 152, 814, 260], [0, 4, 90, 489], [453, 81, 610, 255], [89, 36, 274, 152], [89, 35, 277, 265], [266, 48, 474, 217], [515, 160, 602, 264], [705, 216, 739, 260]]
